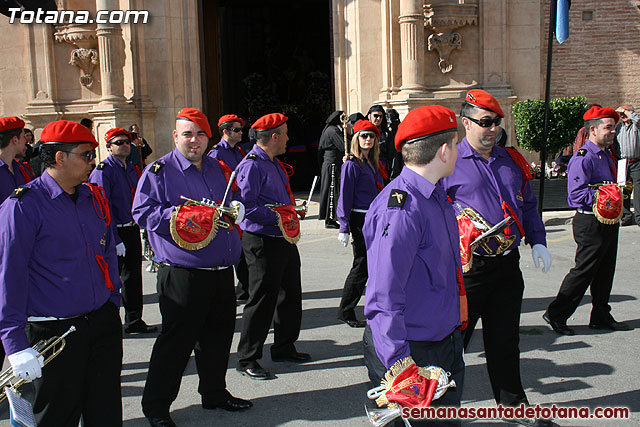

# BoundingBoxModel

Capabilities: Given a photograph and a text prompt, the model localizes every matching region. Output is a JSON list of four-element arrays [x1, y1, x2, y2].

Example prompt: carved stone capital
[[423, 2, 477, 74], [69, 48, 99, 87], [427, 32, 461, 74], [55, 23, 99, 87]]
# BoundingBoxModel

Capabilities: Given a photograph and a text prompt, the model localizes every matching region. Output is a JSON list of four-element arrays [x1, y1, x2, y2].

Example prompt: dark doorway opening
[[201, 0, 333, 190]]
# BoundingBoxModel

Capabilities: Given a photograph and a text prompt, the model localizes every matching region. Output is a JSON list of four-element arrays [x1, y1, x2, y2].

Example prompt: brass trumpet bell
[[179, 196, 240, 229]]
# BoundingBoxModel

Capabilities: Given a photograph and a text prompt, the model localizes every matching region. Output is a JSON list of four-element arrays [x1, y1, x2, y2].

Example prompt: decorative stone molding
[[424, 2, 477, 74], [54, 24, 99, 87], [69, 48, 99, 87]]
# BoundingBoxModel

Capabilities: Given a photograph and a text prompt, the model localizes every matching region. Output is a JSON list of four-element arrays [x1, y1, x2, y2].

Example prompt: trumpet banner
[[170, 204, 220, 250], [456, 213, 481, 273], [271, 205, 301, 244], [593, 184, 623, 225], [376, 357, 447, 409]]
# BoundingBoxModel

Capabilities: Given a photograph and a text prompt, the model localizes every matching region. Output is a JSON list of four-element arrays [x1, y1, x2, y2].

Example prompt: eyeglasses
[[109, 139, 131, 146], [465, 116, 502, 128], [230, 127, 242, 133], [371, 114, 383, 119], [65, 150, 96, 162], [359, 132, 376, 139]]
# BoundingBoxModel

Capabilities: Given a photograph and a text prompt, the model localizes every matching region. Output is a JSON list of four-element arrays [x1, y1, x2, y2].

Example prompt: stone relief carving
[[424, 2, 477, 74], [54, 23, 99, 87]]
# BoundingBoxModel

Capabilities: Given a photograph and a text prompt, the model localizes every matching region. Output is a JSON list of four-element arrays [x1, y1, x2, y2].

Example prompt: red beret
[[218, 114, 244, 127], [465, 89, 504, 118], [395, 106, 458, 152], [0, 116, 25, 133], [104, 128, 132, 144], [41, 120, 98, 148], [251, 113, 288, 132], [176, 108, 212, 138], [584, 106, 619, 123], [353, 120, 381, 138]]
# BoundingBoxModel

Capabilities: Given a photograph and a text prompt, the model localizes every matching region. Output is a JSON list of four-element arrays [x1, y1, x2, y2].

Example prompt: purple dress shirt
[[567, 140, 617, 210], [90, 155, 140, 244], [208, 139, 245, 171], [364, 167, 461, 369], [132, 149, 241, 268], [337, 156, 383, 233], [0, 171, 122, 355], [0, 157, 29, 203], [441, 138, 546, 255], [235, 144, 294, 237]]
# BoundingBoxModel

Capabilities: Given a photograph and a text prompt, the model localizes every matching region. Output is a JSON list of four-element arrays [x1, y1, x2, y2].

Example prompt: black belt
[[158, 262, 230, 272]]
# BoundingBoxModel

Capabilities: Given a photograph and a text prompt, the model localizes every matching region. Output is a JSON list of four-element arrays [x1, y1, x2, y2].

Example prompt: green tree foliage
[[512, 96, 587, 156]]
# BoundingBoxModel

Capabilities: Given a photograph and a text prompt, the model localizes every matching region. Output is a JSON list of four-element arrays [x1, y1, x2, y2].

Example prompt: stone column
[[398, 0, 425, 94], [96, 0, 126, 105]]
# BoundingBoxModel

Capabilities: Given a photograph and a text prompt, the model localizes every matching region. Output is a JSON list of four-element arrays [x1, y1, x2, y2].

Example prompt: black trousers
[[547, 213, 619, 324], [363, 325, 464, 426], [117, 225, 144, 325], [235, 248, 249, 298], [463, 249, 528, 406], [237, 231, 302, 368], [622, 160, 640, 224], [142, 265, 236, 418], [337, 212, 367, 321], [25, 302, 123, 427]]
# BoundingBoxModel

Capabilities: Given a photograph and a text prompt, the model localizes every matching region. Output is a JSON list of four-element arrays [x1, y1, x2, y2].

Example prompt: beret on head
[[251, 113, 288, 132], [353, 120, 381, 138], [394, 105, 458, 152], [0, 116, 25, 134], [348, 112, 365, 124], [584, 106, 619, 124], [41, 120, 98, 148], [104, 128, 132, 144], [464, 89, 504, 118], [367, 105, 385, 115], [176, 108, 212, 138], [218, 114, 244, 127]]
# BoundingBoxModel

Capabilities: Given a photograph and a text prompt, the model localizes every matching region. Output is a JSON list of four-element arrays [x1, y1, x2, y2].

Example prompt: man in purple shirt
[[209, 114, 249, 301], [90, 127, 156, 335], [0, 116, 29, 203], [133, 108, 251, 427], [545, 106, 631, 335], [0, 119, 123, 426], [441, 89, 552, 418], [364, 106, 465, 423], [235, 113, 311, 381]]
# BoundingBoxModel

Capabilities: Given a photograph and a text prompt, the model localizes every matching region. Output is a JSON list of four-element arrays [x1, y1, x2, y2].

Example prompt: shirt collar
[[249, 144, 272, 162], [218, 139, 231, 149], [106, 154, 126, 168], [458, 137, 507, 160], [585, 139, 607, 155], [172, 148, 200, 172], [400, 166, 436, 199], [40, 170, 89, 200]]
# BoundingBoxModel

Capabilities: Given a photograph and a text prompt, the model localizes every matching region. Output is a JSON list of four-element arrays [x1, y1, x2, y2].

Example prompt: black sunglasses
[[230, 127, 242, 133], [359, 132, 376, 139], [65, 150, 97, 161], [465, 116, 502, 128], [109, 138, 131, 146], [371, 113, 383, 119]]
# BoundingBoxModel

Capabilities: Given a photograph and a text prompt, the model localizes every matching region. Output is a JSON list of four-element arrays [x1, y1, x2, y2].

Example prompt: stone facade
[[1, 1, 639, 161]]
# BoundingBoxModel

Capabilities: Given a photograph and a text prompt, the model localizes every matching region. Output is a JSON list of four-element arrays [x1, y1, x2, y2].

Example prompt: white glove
[[8, 347, 44, 382], [532, 244, 552, 273], [116, 242, 126, 257], [231, 200, 245, 223], [338, 232, 349, 247]]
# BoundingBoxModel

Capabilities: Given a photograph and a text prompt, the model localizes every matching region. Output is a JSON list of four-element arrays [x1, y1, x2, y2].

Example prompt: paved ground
[[1, 200, 638, 426]]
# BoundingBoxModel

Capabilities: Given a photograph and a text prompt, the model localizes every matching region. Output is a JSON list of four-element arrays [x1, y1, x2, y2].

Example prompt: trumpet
[[179, 196, 241, 228], [458, 207, 515, 255], [0, 325, 76, 403], [265, 202, 307, 215]]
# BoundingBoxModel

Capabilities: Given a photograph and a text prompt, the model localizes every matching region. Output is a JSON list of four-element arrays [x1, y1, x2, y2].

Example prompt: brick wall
[[542, 0, 640, 108]]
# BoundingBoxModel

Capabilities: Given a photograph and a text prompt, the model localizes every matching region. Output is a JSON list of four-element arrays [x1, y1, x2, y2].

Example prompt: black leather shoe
[[271, 351, 312, 363], [589, 320, 631, 331], [236, 366, 272, 380], [543, 312, 575, 336], [146, 416, 177, 427], [325, 221, 339, 229], [125, 320, 158, 334], [203, 396, 253, 411], [340, 318, 366, 328]]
